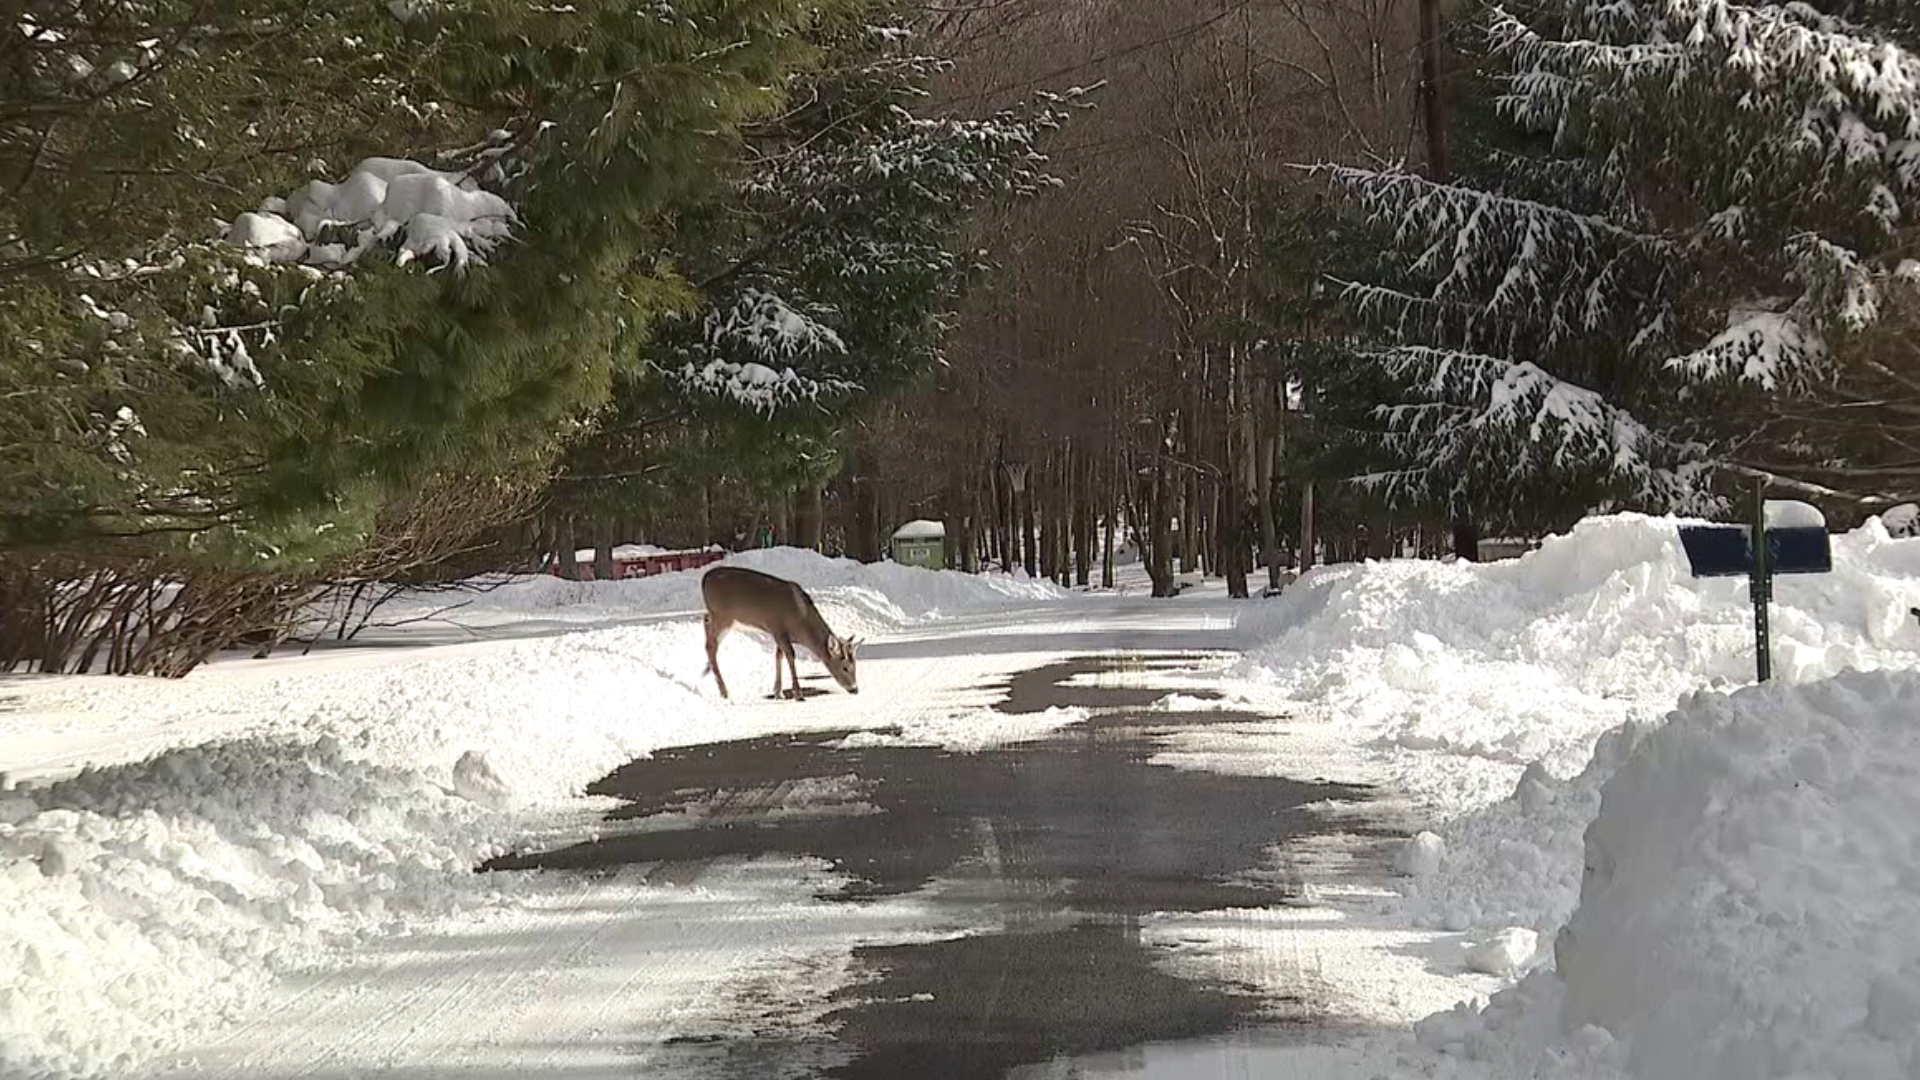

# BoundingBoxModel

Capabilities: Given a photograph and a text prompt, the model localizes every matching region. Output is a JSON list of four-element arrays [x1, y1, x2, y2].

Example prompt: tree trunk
[[962, 464, 980, 574], [1020, 475, 1038, 578], [1452, 512, 1480, 561], [1082, 453, 1098, 588], [592, 518, 616, 581], [1256, 395, 1280, 591], [561, 516, 579, 575], [1006, 483, 1018, 572], [1058, 455, 1073, 588], [850, 445, 880, 562], [1368, 512, 1394, 560], [1075, 454, 1094, 588], [1205, 475, 1221, 581], [1102, 454, 1117, 591], [1147, 454, 1175, 597], [1044, 457, 1059, 584], [794, 484, 824, 551], [1300, 482, 1316, 574], [1167, 468, 1182, 572]]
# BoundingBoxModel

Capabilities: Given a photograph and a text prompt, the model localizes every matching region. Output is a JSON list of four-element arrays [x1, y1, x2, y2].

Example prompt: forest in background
[[6, 0, 1917, 672]]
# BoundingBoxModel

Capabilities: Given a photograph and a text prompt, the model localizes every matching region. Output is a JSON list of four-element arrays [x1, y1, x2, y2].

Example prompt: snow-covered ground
[[0, 551, 1069, 1078], [1217, 512, 1920, 1079], [7, 516, 1920, 1080]]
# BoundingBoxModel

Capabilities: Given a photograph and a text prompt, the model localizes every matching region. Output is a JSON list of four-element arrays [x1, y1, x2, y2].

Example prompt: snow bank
[[1239, 512, 1920, 943], [1422, 671, 1920, 1080], [0, 622, 710, 1078], [1249, 513, 1920, 1078], [0, 553, 1060, 1078], [401, 546, 1065, 638], [1556, 670, 1920, 1080], [1240, 513, 1920, 811]]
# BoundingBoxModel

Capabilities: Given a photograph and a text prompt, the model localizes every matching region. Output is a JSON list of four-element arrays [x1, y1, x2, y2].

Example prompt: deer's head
[[825, 634, 861, 694]]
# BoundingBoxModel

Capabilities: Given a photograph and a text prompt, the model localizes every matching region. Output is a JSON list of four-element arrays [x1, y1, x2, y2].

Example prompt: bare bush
[[1, 474, 543, 677]]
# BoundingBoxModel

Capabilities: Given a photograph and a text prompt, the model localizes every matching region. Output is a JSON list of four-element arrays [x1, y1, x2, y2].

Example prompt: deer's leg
[[705, 614, 731, 699], [773, 636, 793, 699], [785, 642, 802, 701]]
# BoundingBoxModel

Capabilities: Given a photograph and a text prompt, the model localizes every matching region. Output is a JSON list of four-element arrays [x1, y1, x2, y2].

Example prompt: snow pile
[[226, 157, 515, 271], [0, 621, 713, 1077], [396, 546, 1066, 639], [1394, 831, 1447, 877], [0, 738, 498, 1077], [1464, 926, 1540, 978], [1884, 503, 1919, 538], [0, 553, 1057, 1078], [1555, 670, 1920, 1080], [1420, 670, 1920, 1080], [1239, 512, 1920, 942], [1240, 512, 1920, 810]]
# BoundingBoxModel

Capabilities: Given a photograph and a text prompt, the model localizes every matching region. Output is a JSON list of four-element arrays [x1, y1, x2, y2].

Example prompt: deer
[[701, 565, 861, 700]]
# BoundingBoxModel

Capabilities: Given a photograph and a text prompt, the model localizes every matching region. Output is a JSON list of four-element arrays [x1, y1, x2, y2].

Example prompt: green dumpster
[[890, 519, 947, 569]]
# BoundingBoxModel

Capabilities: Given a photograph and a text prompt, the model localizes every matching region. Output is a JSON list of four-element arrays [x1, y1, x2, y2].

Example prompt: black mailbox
[[1677, 495, 1834, 683], [1678, 524, 1832, 578], [1768, 526, 1832, 575], [1678, 525, 1750, 578]]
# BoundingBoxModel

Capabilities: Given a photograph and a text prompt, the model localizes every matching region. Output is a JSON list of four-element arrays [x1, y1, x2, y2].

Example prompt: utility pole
[[1420, 0, 1476, 561]]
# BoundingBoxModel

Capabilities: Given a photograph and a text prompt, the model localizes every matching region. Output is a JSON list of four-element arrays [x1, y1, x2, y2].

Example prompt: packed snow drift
[[1241, 513, 1920, 814], [0, 550, 1064, 1079], [1232, 512, 1920, 1078], [379, 546, 1063, 638], [1558, 670, 1920, 1080]]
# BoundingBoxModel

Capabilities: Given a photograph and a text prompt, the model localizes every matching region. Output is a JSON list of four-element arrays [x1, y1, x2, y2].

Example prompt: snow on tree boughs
[[656, 14, 1086, 416], [1312, 0, 1920, 511], [665, 289, 854, 413], [1356, 345, 1711, 511], [226, 158, 517, 272], [1491, 0, 1920, 389]]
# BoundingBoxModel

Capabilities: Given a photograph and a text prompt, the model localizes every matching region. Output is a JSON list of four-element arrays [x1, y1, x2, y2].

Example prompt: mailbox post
[[1678, 480, 1832, 683], [1749, 481, 1772, 682]]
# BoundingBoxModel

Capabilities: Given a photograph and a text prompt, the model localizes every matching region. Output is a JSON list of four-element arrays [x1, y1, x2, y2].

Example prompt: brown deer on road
[[701, 566, 860, 700]]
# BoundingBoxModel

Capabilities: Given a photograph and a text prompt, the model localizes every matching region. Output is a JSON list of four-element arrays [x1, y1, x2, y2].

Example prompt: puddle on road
[[484, 654, 1386, 1079], [993, 654, 1223, 714]]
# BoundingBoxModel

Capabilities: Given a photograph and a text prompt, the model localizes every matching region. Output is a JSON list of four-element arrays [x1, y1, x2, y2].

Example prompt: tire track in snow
[[166, 859, 878, 1079], [163, 593, 1281, 1078], [159, 602, 1089, 1079]]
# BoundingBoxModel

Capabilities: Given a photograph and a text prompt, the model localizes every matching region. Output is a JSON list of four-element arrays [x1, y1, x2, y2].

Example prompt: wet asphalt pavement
[[484, 654, 1385, 1079]]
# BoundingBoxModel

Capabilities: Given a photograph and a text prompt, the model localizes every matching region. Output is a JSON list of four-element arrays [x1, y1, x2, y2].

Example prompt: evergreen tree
[[1315, 0, 1920, 512], [3, 0, 851, 561], [556, 3, 1082, 532]]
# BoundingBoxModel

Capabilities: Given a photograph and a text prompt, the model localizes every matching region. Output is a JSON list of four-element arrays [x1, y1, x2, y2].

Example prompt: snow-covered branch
[[1362, 344, 1709, 507], [224, 158, 517, 272]]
